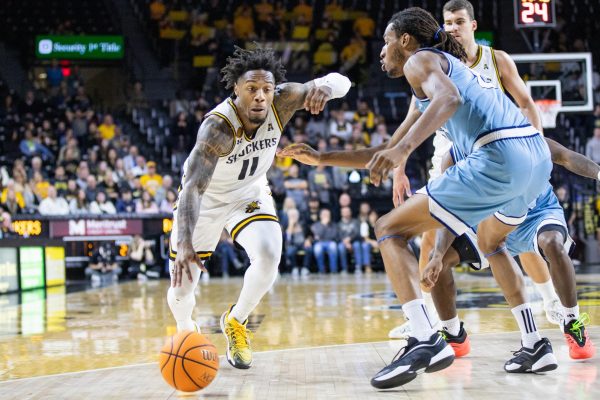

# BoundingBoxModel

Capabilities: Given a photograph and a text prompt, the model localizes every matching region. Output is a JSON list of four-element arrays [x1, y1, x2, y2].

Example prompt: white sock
[[403, 298, 437, 341], [563, 304, 580, 325], [167, 260, 201, 332], [423, 291, 440, 325], [441, 316, 461, 336], [511, 303, 542, 348], [534, 279, 559, 304], [229, 221, 282, 323]]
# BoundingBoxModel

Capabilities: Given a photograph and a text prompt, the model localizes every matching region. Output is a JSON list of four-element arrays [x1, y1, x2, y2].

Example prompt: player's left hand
[[304, 85, 332, 114], [421, 256, 444, 289], [366, 148, 403, 187]]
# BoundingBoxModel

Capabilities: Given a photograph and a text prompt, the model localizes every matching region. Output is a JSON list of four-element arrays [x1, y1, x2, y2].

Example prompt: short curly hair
[[220, 45, 287, 91]]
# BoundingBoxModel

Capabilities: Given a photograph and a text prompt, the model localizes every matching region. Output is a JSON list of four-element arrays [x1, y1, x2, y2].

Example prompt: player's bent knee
[[538, 233, 565, 258], [477, 236, 505, 256]]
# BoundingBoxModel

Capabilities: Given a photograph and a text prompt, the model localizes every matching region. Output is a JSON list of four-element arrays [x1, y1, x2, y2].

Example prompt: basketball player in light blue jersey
[[363, 8, 555, 388], [390, 0, 558, 341]]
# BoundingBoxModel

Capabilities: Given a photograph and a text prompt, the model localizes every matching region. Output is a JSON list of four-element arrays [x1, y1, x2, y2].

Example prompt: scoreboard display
[[514, 0, 556, 28]]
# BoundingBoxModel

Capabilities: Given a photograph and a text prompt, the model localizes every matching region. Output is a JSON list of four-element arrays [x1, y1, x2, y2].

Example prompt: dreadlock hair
[[220, 45, 287, 94], [443, 0, 475, 21], [388, 7, 467, 62]]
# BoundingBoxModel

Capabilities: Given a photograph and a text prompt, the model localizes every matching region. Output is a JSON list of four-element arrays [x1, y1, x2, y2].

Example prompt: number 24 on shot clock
[[514, 0, 556, 28]]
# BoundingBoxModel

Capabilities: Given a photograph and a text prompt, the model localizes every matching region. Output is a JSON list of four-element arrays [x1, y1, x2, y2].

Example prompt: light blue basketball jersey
[[413, 48, 530, 155]]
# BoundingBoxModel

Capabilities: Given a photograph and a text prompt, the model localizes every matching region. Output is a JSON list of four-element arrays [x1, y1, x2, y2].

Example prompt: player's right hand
[[392, 167, 412, 207], [172, 243, 206, 287], [420, 256, 444, 289], [277, 144, 321, 166]]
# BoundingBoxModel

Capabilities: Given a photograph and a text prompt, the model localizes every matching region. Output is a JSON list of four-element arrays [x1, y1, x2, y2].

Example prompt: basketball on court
[[159, 331, 219, 392]]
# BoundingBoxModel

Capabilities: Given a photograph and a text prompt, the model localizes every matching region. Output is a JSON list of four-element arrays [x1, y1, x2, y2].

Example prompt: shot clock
[[514, 0, 556, 28]]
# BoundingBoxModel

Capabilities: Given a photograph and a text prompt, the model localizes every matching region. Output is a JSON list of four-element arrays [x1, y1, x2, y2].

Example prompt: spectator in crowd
[[127, 234, 155, 280], [53, 165, 69, 195], [284, 163, 309, 213], [136, 190, 159, 214], [267, 158, 287, 204], [329, 110, 353, 141], [38, 185, 70, 215], [46, 60, 64, 90], [20, 130, 55, 161], [233, 5, 256, 40], [98, 170, 120, 202], [64, 179, 79, 202], [371, 122, 391, 147], [130, 155, 147, 177], [140, 161, 163, 197], [69, 188, 92, 214], [116, 187, 136, 213], [127, 81, 149, 113], [85, 175, 99, 202], [150, 0, 166, 20], [555, 186, 576, 235], [353, 98, 375, 136], [123, 145, 140, 172], [337, 206, 364, 274], [1, 181, 25, 214], [585, 126, 600, 163], [311, 208, 339, 274], [308, 164, 334, 208], [0, 212, 17, 239], [90, 191, 117, 214], [159, 188, 177, 214], [98, 114, 117, 141], [285, 208, 312, 277], [31, 171, 50, 203], [86, 242, 121, 286]]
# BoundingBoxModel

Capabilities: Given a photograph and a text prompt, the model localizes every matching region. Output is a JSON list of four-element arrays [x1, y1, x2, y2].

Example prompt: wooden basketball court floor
[[1, 271, 599, 399]]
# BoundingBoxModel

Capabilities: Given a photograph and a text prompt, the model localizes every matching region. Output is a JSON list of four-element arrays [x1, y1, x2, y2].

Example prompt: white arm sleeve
[[313, 73, 351, 99]]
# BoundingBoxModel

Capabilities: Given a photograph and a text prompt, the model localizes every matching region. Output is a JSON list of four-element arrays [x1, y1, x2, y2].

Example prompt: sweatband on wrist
[[313, 73, 351, 99], [597, 170, 600, 181]]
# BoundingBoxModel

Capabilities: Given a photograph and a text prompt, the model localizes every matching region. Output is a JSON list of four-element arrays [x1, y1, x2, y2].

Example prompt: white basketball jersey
[[181, 97, 283, 203], [470, 45, 503, 91]]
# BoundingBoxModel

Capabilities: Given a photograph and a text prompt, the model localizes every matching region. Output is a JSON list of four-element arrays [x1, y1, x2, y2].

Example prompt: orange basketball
[[159, 331, 219, 392]]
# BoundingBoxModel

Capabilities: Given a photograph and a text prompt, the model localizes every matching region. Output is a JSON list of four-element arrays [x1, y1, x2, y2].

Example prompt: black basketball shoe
[[371, 332, 455, 389], [504, 337, 558, 373]]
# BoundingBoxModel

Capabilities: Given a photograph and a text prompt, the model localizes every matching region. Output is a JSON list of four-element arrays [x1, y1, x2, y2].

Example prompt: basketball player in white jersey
[[169, 46, 351, 369], [388, 0, 562, 339]]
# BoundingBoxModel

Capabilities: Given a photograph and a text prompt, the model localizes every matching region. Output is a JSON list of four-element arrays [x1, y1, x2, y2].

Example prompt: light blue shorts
[[506, 185, 574, 257], [419, 131, 552, 236]]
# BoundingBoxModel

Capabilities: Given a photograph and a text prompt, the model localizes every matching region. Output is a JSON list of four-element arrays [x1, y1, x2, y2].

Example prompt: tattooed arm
[[172, 116, 234, 287], [273, 73, 351, 126], [546, 138, 600, 180]]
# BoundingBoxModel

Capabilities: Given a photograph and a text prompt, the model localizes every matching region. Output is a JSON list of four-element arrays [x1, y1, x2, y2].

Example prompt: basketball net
[[535, 99, 561, 129]]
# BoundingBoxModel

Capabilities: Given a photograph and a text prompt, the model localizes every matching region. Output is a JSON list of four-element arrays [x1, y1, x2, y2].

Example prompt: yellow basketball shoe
[[220, 305, 253, 369]]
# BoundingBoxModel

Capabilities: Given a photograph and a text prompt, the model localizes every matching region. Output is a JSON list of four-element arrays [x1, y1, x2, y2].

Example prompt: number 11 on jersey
[[238, 156, 259, 180]]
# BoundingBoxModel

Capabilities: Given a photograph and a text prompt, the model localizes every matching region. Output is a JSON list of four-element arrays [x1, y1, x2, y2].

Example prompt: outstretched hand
[[277, 143, 321, 166], [304, 85, 332, 115], [171, 243, 206, 287]]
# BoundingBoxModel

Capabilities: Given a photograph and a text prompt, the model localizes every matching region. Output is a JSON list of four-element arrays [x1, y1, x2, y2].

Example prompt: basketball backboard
[[510, 52, 594, 113]]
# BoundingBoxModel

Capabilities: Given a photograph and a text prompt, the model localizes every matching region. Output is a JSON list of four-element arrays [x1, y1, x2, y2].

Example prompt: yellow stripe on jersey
[[168, 244, 213, 261], [227, 98, 255, 141], [470, 45, 483, 69], [490, 48, 505, 92], [205, 112, 236, 156], [230, 214, 279, 241], [271, 103, 283, 132]]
